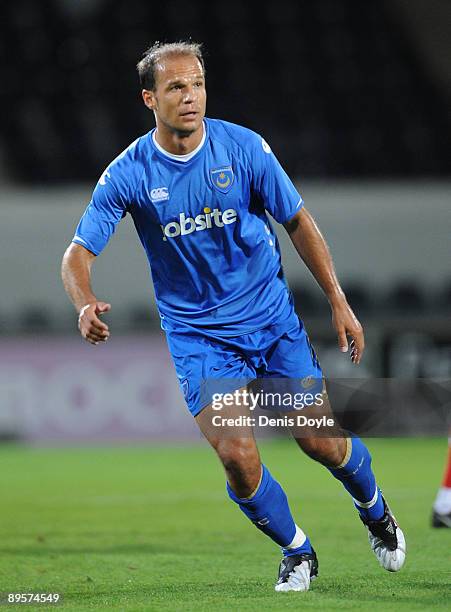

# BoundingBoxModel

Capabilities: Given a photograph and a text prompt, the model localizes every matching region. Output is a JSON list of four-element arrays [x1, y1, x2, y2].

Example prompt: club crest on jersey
[[210, 166, 234, 194]]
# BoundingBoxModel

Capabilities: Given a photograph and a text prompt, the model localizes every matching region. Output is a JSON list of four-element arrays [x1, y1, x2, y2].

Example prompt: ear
[[142, 89, 156, 110]]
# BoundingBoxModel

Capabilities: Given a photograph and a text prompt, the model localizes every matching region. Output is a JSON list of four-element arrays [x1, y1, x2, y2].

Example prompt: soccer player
[[432, 433, 451, 528], [61, 41, 406, 592]]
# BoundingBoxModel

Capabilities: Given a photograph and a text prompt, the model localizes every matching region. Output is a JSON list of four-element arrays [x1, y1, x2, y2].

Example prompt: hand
[[78, 302, 111, 345], [331, 299, 364, 364]]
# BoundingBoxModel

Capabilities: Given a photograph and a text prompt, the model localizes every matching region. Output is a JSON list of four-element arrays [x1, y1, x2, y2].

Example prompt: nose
[[182, 85, 196, 104]]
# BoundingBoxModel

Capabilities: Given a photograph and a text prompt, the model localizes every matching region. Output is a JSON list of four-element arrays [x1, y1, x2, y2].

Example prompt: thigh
[[261, 316, 345, 449], [195, 385, 258, 448], [196, 385, 262, 496]]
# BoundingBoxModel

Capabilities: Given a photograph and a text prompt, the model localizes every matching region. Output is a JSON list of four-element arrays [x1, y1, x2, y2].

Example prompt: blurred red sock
[[443, 447, 451, 488]]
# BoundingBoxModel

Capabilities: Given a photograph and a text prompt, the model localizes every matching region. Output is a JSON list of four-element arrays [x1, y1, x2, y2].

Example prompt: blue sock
[[328, 436, 384, 521], [227, 464, 312, 557]]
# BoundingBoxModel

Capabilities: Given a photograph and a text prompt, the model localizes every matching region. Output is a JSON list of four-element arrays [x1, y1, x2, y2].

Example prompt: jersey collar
[[151, 121, 207, 163]]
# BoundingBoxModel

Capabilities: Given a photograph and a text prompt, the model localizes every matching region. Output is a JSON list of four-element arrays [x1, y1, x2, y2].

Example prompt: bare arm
[[61, 243, 110, 345], [284, 207, 364, 364]]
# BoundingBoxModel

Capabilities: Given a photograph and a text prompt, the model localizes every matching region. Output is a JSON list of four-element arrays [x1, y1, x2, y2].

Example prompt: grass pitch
[[0, 438, 450, 611]]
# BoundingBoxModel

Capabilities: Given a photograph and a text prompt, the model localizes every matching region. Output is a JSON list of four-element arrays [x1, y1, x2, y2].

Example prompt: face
[[142, 54, 206, 136]]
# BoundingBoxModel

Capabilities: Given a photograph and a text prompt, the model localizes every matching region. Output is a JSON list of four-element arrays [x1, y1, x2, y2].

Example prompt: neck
[[154, 121, 204, 155]]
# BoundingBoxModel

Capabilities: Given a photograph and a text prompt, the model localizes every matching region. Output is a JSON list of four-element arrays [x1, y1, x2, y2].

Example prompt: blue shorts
[[164, 302, 322, 417]]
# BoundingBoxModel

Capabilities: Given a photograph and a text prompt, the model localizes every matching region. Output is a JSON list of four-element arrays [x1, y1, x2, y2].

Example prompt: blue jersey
[[73, 118, 303, 336]]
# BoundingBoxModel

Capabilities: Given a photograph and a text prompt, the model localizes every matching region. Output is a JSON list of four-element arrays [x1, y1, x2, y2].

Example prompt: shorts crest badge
[[210, 166, 234, 194]]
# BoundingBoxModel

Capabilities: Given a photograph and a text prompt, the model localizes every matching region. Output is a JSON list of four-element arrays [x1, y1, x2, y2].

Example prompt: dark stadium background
[[0, 0, 449, 441]]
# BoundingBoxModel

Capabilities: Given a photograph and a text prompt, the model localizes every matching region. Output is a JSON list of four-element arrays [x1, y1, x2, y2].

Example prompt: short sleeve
[[249, 133, 303, 223], [72, 166, 128, 255]]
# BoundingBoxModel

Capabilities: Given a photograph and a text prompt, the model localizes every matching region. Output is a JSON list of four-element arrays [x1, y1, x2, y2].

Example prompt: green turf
[[0, 438, 450, 611]]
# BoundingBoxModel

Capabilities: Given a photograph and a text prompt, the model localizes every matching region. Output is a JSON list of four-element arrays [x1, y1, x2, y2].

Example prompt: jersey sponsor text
[[161, 207, 237, 240]]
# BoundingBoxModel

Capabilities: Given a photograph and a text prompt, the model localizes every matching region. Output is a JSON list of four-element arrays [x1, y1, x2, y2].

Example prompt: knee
[[298, 437, 346, 467], [215, 438, 259, 474]]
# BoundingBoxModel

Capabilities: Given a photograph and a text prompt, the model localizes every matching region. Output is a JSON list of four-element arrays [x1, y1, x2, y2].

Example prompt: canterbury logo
[[161, 207, 237, 241], [151, 187, 169, 202]]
